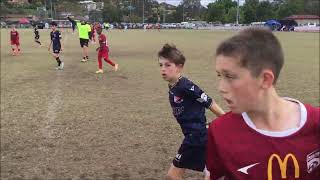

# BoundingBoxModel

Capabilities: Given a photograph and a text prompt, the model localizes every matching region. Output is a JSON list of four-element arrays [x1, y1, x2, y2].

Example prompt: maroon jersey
[[10, 30, 19, 41], [98, 33, 108, 52], [207, 99, 320, 180]]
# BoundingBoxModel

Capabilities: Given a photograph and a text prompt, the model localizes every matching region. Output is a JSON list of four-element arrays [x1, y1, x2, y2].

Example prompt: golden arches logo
[[267, 153, 300, 180]]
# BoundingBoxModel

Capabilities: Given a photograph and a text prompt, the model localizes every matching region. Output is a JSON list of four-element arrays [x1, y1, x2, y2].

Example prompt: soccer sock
[[56, 57, 61, 66], [98, 58, 103, 69], [104, 58, 115, 66]]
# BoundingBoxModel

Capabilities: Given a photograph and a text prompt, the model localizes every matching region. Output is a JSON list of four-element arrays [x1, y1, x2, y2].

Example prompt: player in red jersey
[[207, 28, 320, 180], [91, 24, 96, 44], [95, 26, 118, 74], [10, 26, 20, 55]]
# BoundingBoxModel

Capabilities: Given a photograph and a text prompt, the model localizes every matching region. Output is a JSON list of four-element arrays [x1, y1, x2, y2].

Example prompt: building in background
[[284, 15, 320, 26]]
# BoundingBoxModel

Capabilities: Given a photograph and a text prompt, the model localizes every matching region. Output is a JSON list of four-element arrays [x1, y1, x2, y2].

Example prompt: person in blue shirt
[[158, 44, 225, 180], [48, 22, 64, 70]]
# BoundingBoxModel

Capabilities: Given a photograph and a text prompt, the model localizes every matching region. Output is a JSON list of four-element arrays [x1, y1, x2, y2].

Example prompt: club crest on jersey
[[307, 149, 320, 173], [197, 93, 208, 103], [174, 96, 183, 103]]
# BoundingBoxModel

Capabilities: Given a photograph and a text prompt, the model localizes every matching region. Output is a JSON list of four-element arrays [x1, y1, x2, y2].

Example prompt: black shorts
[[172, 143, 206, 172], [79, 38, 89, 48], [53, 47, 61, 54]]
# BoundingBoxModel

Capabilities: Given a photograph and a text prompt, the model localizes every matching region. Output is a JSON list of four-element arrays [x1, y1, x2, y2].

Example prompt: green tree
[[276, 0, 304, 19], [242, 0, 259, 23], [256, 1, 275, 21], [206, 0, 237, 23]]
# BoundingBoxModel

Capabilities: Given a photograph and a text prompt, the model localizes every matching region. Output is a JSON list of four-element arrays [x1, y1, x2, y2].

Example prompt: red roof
[[285, 15, 320, 20]]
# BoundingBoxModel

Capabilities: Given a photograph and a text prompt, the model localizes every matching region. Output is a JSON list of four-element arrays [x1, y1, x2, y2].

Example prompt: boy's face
[[97, 28, 102, 34], [51, 25, 56, 31], [159, 57, 182, 83], [215, 55, 262, 113]]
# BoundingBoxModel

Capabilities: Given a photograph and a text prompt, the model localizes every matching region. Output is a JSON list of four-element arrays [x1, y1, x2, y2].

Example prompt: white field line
[[36, 31, 70, 177]]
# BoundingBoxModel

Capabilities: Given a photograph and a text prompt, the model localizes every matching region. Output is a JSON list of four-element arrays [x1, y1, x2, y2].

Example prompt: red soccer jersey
[[98, 33, 108, 52], [10, 30, 19, 41], [207, 99, 320, 180]]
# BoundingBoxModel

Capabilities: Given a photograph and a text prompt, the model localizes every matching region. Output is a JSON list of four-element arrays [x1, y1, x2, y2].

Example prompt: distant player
[[207, 28, 320, 179], [34, 26, 41, 46], [158, 44, 225, 180], [10, 25, 20, 56], [95, 25, 118, 74], [48, 22, 64, 70], [91, 24, 96, 44]]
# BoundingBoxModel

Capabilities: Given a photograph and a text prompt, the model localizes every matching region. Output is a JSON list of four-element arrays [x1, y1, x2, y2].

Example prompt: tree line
[[1, 0, 319, 24]]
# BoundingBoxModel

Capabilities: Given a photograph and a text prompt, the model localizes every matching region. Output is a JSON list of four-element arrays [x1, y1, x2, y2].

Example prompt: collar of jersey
[[169, 76, 183, 89], [241, 97, 307, 137]]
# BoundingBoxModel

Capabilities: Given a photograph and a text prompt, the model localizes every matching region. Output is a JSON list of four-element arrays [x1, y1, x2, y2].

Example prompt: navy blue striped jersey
[[50, 30, 61, 48], [168, 76, 213, 146]]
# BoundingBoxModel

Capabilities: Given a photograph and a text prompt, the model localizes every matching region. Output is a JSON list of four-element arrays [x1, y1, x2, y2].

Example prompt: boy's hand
[[60, 47, 63, 52]]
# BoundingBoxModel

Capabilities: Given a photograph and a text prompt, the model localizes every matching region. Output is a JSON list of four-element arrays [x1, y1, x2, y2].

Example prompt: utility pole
[[44, 0, 47, 18], [182, 4, 184, 22], [163, 0, 166, 23], [50, 0, 53, 19], [142, 0, 145, 24], [236, 0, 239, 25]]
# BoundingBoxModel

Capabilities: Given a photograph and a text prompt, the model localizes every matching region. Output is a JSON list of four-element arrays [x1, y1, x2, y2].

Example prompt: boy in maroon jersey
[[10, 25, 20, 55], [207, 28, 320, 180], [91, 24, 96, 44], [95, 26, 118, 74]]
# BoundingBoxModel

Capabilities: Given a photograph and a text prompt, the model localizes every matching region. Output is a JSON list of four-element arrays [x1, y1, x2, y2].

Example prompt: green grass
[[1, 28, 319, 179]]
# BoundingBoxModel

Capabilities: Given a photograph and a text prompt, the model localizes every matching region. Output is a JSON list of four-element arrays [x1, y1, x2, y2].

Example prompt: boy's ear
[[177, 64, 184, 69], [261, 69, 275, 89]]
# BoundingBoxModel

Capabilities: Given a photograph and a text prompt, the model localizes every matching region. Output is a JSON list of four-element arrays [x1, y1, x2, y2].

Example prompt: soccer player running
[[33, 26, 41, 46], [67, 16, 91, 62], [10, 25, 20, 56], [95, 25, 118, 74], [90, 24, 96, 44], [48, 22, 64, 70], [207, 28, 320, 179], [158, 44, 225, 180]]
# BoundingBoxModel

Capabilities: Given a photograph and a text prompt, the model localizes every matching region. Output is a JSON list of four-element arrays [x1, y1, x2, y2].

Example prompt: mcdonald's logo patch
[[267, 153, 300, 180]]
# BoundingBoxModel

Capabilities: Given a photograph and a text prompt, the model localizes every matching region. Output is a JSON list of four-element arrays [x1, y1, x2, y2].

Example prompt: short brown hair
[[216, 28, 284, 84], [158, 44, 186, 66]]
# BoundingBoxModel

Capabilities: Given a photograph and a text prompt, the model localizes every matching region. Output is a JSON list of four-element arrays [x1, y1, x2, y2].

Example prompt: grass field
[[1, 28, 319, 179]]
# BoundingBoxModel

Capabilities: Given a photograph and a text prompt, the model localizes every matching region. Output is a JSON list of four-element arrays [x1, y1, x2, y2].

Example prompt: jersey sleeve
[[183, 80, 213, 108], [58, 31, 62, 39], [207, 124, 227, 179]]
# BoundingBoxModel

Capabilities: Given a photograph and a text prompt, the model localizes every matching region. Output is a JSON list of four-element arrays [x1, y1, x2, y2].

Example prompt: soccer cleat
[[114, 64, 119, 71], [95, 69, 103, 74], [81, 59, 87, 62], [59, 62, 64, 69]]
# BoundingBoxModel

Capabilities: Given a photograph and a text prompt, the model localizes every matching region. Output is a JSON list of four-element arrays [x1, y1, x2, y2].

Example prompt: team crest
[[174, 96, 183, 103], [307, 149, 320, 173]]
